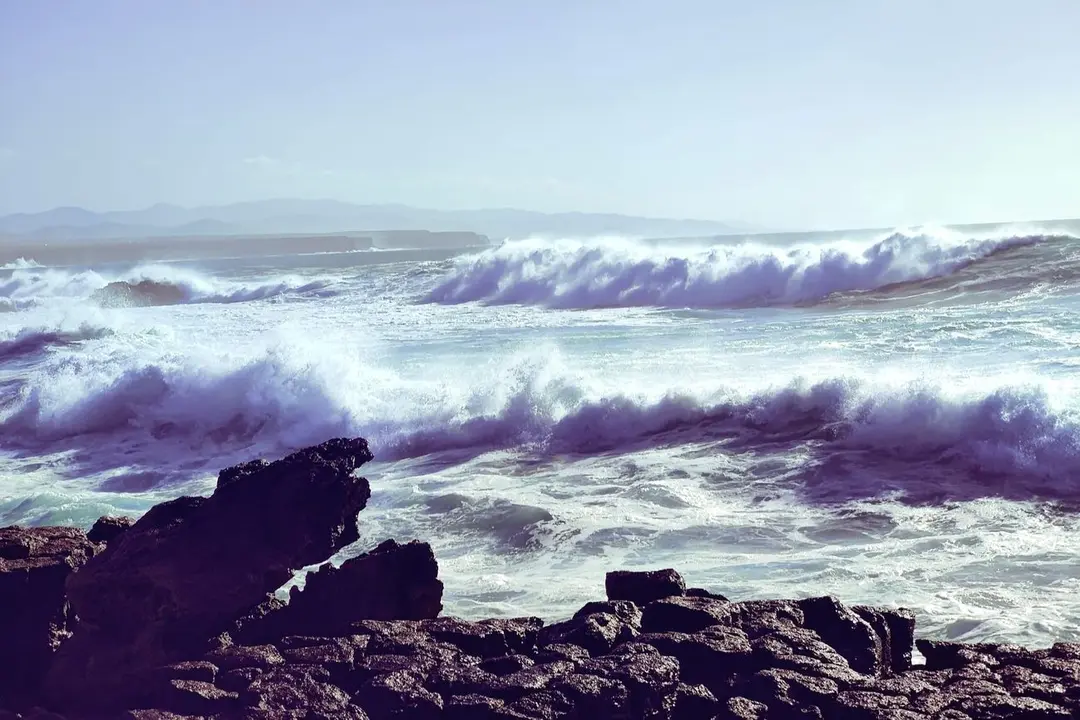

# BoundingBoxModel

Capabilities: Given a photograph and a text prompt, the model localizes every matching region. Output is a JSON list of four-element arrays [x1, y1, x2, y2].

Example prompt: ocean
[[3, 223, 1080, 649]]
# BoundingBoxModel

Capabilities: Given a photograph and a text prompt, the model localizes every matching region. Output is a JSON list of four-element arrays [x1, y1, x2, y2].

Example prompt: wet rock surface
[[0, 439, 1077, 719]]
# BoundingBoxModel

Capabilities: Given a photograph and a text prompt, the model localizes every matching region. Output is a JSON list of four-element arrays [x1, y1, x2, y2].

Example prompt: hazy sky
[[2, 1, 1078, 229]]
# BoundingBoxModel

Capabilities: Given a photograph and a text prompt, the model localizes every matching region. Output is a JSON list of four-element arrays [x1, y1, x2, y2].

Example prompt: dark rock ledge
[[0, 439, 1077, 719]]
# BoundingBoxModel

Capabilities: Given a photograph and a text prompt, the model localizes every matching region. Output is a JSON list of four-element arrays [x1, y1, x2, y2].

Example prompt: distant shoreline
[[0, 229, 491, 267]]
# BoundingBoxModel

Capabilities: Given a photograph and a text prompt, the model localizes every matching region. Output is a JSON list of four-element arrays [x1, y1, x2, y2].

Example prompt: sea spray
[[424, 230, 1060, 308]]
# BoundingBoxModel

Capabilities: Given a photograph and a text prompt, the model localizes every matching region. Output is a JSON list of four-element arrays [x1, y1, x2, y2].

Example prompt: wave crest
[[422, 230, 1052, 309], [3, 344, 1079, 504]]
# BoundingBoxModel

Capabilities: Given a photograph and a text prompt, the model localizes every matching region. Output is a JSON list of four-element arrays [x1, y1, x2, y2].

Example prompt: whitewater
[[3, 224, 1080, 649]]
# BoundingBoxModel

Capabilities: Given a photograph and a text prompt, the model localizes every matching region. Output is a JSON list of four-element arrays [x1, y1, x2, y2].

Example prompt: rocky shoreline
[[0, 438, 1076, 719]]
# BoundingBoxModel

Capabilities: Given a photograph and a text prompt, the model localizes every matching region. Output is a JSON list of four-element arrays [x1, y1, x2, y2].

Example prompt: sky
[[1, 0, 1078, 230]]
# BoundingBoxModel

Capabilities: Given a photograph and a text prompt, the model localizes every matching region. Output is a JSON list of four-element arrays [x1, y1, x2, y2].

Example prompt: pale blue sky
[[1, 1, 1078, 229]]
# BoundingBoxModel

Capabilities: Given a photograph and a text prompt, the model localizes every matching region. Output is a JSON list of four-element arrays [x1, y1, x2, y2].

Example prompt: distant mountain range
[[0, 199, 750, 242]]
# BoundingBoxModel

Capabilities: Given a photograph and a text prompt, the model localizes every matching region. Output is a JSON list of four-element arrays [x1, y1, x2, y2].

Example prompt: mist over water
[[3, 226, 1080, 645]]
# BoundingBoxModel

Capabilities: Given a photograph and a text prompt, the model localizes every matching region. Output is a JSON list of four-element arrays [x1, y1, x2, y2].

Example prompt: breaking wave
[[0, 264, 332, 308], [0, 258, 42, 270], [0, 322, 113, 363], [422, 230, 1057, 309], [3, 343, 1079, 504]]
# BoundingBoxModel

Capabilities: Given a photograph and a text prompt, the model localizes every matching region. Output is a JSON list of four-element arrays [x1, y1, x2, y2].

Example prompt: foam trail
[[3, 342, 1080, 504], [423, 230, 1055, 309], [0, 322, 113, 363]]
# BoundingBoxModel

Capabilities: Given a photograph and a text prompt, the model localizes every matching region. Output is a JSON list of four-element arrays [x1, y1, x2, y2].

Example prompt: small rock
[[720, 696, 769, 720]]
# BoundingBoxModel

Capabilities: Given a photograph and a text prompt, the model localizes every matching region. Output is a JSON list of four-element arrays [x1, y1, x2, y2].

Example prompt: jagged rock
[[85, 515, 134, 544], [538, 610, 638, 657], [853, 605, 917, 674], [46, 438, 374, 712], [533, 642, 591, 665], [637, 627, 752, 693], [205, 644, 286, 672], [422, 617, 543, 659], [233, 539, 443, 644], [0, 526, 101, 709], [153, 679, 240, 717], [799, 596, 886, 676], [640, 595, 732, 633], [721, 696, 769, 720], [240, 666, 360, 717], [354, 670, 443, 720], [605, 568, 686, 605], [549, 673, 631, 717], [577, 644, 681, 717], [444, 693, 506, 719], [671, 683, 723, 719]]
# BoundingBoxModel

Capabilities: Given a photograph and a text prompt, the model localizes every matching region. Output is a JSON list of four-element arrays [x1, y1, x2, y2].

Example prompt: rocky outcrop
[[45, 438, 374, 712], [84, 515, 133, 544], [94, 568, 1078, 720], [0, 527, 101, 710], [1, 438, 1078, 719]]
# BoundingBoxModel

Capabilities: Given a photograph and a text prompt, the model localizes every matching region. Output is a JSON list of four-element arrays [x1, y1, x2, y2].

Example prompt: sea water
[[3, 225, 1080, 647]]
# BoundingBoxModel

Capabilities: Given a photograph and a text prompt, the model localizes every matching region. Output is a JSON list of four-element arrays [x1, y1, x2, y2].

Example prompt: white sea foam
[[0, 263, 332, 308], [424, 229, 1050, 308], [3, 341, 1078, 504]]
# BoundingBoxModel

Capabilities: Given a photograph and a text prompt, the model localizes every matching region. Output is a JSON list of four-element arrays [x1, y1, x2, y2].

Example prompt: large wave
[[422, 230, 1054, 309], [0, 263, 332, 309], [3, 343, 1079, 504]]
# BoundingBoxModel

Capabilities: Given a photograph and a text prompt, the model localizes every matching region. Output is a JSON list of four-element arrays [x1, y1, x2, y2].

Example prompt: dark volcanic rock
[[46, 438, 374, 712], [799, 596, 886, 676], [605, 568, 686, 605], [233, 539, 443, 644], [422, 617, 543, 659], [355, 670, 443, 720], [0, 444, 1074, 720], [637, 627, 752, 692], [853, 605, 916, 675], [85, 515, 134, 544], [538, 610, 638, 657], [0, 526, 100, 709], [641, 595, 733, 633]]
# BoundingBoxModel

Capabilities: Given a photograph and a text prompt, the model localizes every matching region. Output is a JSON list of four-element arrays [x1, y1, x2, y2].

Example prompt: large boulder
[[605, 569, 686, 605], [45, 438, 374, 711], [0, 527, 101, 709]]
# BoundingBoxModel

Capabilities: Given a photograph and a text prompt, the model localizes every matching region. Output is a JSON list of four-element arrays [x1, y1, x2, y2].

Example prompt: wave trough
[[423, 230, 1052, 309]]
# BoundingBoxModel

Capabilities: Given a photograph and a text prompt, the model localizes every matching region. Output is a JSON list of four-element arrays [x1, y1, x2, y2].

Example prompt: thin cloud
[[242, 155, 280, 168]]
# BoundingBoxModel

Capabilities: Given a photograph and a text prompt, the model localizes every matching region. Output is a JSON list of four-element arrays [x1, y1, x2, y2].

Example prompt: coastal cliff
[[0, 439, 1075, 719]]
